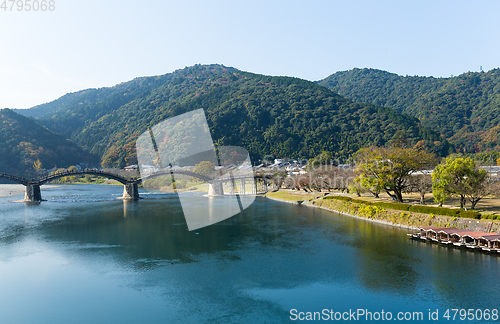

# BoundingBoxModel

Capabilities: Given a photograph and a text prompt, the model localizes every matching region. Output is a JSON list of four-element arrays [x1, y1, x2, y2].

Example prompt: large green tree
[[432, 157, 489, 209], [354, 146, 437, 202]]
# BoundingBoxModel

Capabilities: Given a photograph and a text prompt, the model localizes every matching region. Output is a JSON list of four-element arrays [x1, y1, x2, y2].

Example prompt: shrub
[[374, 202, 410, 211], [409, 205, 460, 217], [357, 205, 386, 218], [324, 196, 353, 202], [322, 195, 483, 220], [460, 210, 481, 219], [482, 214, 500, 220], [358, 205, 376, 218], [323, 196, 408, 210]]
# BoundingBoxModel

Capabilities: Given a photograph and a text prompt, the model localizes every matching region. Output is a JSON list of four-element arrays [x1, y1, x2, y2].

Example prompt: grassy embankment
[[264, 190, 320, 202], [266, 190, 500, 232]]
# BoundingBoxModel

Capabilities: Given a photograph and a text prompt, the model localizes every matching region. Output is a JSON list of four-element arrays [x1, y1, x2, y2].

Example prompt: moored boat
[[409, 227, 500, 255]]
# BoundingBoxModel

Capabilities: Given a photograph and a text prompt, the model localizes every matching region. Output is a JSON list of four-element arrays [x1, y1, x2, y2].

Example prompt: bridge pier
[[24, 184, 42, 202], [227, 179, 235, 195], [208, 182, 224, 196], [239, 179, 246, 195], [121, 182, 140, 200]]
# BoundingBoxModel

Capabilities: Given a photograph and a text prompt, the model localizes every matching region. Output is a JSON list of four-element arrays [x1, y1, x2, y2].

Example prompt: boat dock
[[408, 226, 500, 253]]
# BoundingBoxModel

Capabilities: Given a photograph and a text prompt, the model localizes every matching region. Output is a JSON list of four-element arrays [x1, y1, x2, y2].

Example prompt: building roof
[[418, 227, 500, 241], [437, 228, 469, 235], [478, 233, 500, 241], [418, 226, 448, 232], [457, 231, 489, 239]]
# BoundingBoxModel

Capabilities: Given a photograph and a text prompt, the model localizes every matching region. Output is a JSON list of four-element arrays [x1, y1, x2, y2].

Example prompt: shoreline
[[303, 200, 417, 230], [265, 194, 416, 230], [265, 192, 500, 233]]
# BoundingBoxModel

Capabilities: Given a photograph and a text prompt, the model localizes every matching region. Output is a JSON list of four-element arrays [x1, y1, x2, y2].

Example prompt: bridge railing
[[38, 168, 140, 184], [1, 168, 270, 186], [19, 168, 140, 185], [0, 173, 29, 185]]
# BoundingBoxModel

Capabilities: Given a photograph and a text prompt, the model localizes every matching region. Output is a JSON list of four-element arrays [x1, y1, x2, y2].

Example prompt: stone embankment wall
[[266, 193, 500, 233], [310, 198, 500, 233]]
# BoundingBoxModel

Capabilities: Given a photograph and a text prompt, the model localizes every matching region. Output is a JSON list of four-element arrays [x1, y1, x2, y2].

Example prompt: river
[[0, 184, 499, 323]]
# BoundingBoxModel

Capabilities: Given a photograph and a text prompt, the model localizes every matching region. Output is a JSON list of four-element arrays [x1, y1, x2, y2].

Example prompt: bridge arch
[[140, 170, 270, 184], [0, 170, 138, 202], [139, 170, 213, 183], [38, 170, 134, 185], [0, 173, 29, 186]]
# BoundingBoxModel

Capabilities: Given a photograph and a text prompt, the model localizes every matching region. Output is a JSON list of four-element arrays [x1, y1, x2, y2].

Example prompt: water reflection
[[354, 222, 419, 294], [0, 185, 499, 323]]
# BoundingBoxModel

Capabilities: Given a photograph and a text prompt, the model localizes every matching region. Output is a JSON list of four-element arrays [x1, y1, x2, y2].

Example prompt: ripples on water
[[0, 184, 499, 323]]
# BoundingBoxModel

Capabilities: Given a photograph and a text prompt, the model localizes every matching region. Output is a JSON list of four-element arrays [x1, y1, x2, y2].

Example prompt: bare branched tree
[[406, 173, 433, 205]]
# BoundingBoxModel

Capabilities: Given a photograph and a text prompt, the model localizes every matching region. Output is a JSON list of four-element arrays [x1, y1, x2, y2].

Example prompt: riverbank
[[266, 191, 500, 233]]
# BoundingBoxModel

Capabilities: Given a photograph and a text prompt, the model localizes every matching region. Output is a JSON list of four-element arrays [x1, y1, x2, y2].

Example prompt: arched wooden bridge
[[0, 169, 270, 202]]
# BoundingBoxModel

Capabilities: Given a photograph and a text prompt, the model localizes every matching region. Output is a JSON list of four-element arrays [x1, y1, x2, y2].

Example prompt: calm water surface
[[0, 184, 499, 323]]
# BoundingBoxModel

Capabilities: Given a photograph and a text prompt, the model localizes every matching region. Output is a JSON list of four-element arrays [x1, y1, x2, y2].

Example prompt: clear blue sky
[[1, 0, 499, 109]]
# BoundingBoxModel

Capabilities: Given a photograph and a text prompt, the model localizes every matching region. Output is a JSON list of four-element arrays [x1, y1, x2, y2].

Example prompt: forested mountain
[[0, 109, 97, 176], [318, 68, 500, 153], [15, 73, 176, 138], [17, 65, 451, 168]]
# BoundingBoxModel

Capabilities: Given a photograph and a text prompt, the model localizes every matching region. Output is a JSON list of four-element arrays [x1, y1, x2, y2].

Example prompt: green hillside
[[15, 73, 177, 138], [20, 65, 451, 168], [0, 109, 97, 177], [318, 68, 500, 152]]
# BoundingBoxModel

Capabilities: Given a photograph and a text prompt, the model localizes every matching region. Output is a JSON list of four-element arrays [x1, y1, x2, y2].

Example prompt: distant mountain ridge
[[15, 64, 450, 168], [318, 68, 500, 152]]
